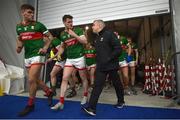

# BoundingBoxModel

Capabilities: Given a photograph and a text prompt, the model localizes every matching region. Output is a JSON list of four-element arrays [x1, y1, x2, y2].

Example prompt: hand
[[67, 29, 77, 38], [38, 48, 47, 55], [57, 54, 62, 61]]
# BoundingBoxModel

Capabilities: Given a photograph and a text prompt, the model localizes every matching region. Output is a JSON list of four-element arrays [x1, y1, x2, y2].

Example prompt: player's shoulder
[[34, 21, 43, 25]]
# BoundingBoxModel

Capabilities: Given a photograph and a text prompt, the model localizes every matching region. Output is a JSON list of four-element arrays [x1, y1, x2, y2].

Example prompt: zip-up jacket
[[93, 27, 121, 71]]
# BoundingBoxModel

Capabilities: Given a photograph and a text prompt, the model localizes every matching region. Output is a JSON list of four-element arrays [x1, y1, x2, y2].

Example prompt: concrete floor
[[17, 84, 180, 109]]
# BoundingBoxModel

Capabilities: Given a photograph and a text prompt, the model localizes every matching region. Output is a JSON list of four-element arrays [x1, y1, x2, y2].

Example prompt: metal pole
[[169, 0, 180, 96]]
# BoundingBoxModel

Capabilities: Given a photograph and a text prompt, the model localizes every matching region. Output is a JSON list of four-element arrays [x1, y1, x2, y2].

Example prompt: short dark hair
[[21, 4, 34, 11], [62, 15, 73, 22]]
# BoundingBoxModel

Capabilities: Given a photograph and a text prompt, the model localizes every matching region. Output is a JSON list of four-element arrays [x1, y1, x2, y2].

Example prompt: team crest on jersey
[[31, 26, 34, 29], [17, 28, 22, 31], [24, 27, 27, 31]]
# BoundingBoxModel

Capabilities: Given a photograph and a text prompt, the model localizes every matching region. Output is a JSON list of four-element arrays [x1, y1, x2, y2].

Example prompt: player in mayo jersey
[[47, 38, 78, 98], [118, 36, 131, 95], [84, 42, 96, 87], [16, 4, 54, 117], [46, 37, 65, 96], [114, 32, 130, 95], [51, 15, 89, 110], [126, 36, 138, 95]]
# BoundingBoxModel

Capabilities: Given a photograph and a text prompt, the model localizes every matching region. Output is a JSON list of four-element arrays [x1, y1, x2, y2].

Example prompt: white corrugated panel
[[38, 0, 169, 29]]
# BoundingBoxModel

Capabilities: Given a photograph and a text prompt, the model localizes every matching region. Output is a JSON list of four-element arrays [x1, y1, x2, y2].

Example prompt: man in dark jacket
[[82, 20, 125, 116]]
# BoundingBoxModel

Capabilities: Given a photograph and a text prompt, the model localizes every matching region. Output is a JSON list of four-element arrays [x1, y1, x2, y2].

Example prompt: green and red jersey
[[59, 27, 84, 59], [16, 21, 48, 59], [118, 36, 128, 62], [84, 49, 96, 66]]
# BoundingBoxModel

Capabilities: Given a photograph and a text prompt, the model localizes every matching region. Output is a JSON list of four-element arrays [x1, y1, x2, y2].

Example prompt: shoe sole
[[83, 108, 96, 116], [51, 104, 64, 110], [51, 106, 64, 110], [116, 104, 125, 108]]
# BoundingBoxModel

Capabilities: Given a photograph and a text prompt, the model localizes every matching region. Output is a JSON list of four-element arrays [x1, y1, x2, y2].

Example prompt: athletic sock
[[44, 86, 52, 96], [27, 97, 35, 106], [60, 97, 64, 104], [83, 92, 88, 97]]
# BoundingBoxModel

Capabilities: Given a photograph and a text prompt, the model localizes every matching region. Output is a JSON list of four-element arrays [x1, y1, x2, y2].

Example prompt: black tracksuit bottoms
[[88, 69, 124, 110]]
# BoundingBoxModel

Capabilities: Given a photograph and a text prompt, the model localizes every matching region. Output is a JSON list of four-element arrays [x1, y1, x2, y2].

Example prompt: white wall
[[0, 0, 27, 67], [0, 0, 37, 67], [38, 0, 170, 29]]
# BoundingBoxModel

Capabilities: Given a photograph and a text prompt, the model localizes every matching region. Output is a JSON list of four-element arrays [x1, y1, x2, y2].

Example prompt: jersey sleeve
[[58, 32, 64, 45], [16, 25, 20, 36], [52, 37, 61, 47], [38, 22, 48, 34]]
